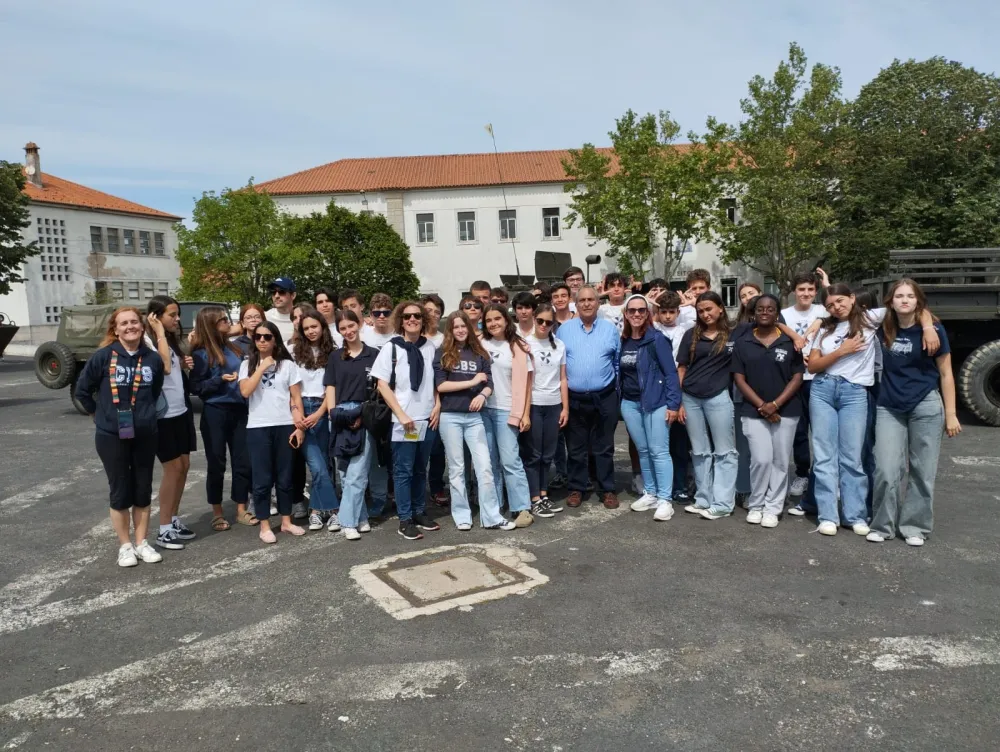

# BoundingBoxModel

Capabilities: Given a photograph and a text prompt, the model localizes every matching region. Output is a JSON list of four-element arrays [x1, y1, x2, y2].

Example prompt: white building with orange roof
[[1, 142, 182, 350], [257, 148, 761, 309]]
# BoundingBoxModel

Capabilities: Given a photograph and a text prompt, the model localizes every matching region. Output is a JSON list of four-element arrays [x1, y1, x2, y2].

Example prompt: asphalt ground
[[1, 354, 999, 751]]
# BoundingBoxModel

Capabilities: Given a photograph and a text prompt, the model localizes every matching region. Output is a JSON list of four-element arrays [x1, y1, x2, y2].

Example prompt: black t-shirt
[[433, 346, 493, 413], [731, 332, 804, 418], [619, 338, 642, 401], [323, 344, 380, 404], [677, 322, 751, 398]]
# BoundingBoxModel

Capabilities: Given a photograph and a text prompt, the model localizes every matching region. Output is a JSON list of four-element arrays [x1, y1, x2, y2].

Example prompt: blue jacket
[[189, 346, 247, 407], [616, 328, 682, 412], [75, 341, 165, 437]]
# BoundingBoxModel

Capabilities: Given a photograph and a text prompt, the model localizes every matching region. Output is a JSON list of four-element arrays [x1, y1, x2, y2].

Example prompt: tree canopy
[[0, 161, 38, 297]]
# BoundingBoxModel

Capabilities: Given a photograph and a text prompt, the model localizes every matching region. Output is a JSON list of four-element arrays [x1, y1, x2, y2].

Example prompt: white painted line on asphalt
[[951, 456, 1000, 467], [0, 379, 41, 389], [0, 614, 300, 723], [2, 732, 32, 749], [0, 463, 104, 517], [861, 635, 1000, 671]]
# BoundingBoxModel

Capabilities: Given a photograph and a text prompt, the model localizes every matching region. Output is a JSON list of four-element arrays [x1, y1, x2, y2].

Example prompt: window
[[763, 277, 780, 296], [457, 211, 476, 242], [139, 231, 151, 255], [123, 229, 135, 254], [154, 232, 165, 255], [416, 213, 435, 244], [587, 223, 599, 237], [111, 281, 124, 300], [720, 198, 738, 224], [543, 207, 560, 238], [89, 226, 103, 253], [106, 228, 120, 254], [499, 209, 517, 240], [721, 277, 738, 308], [127, 281, 140, 300], [45, 218, 50, 225], [143, 282, 155, 299], [158, 282, 169, 295]]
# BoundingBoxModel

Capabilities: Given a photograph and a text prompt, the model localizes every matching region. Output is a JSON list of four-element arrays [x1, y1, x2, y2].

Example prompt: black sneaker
[[413, 512, 441, 531], [155, 528, 185, 550], [531, 499, 555, 518], [397, 521, 423, 540], [171, 519, 196, 540], [541, 494, 563, 514], [548, 473, 567, 489], [673, 489, 693, 503]]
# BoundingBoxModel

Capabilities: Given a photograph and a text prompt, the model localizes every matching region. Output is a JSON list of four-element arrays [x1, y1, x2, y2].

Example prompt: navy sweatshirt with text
[[75, 341, 165, 436]]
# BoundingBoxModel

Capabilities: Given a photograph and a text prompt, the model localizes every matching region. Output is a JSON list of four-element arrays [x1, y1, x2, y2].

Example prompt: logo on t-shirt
[[889, 338, 914, 356], [620, 350, 638, 369], [774, 348, 788, 363], [537, 348, 553, 365], [261, 370, 276, 388], [793, 321, 810, 335], [487, 349, 502, 362], [458, 359, 479, 373], [114, 365, 153, 385]]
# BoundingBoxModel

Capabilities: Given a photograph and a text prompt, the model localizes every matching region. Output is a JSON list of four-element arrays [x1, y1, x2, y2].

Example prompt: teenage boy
[[563, 266, 586, 312], [512, 292, 536, 338], [654, 290, 697, 502], [781, 269, 829, 499], [597, 272, 629, 332], [470, 280, 492, 308], [550, 283, 576, 328], [421, 294, 445, 348], [265, 277, 297, 342], [490, 287, 510, 307], [361, 293, 395, 349], [460, 294, 485, 332], [340, 289, 364, 319]]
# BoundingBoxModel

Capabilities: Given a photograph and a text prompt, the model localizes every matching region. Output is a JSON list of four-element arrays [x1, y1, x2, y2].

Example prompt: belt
[[569, 382, 616, 402]]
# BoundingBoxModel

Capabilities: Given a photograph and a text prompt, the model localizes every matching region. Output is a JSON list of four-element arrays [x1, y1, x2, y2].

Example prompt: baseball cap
[[267, 277, 296, 293]]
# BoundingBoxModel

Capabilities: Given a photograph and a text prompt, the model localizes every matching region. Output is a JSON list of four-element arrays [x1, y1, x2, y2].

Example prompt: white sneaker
[[905, 536, 925, 547], [761, 513, 779, 528], [457, 522, 472, 531], [746, 509, 763, 525], [269, 503, 278, 517], [308, 513, 324, 531], [631, 474, 645, 495], [817, 521, 838, 536], [852, 522, 870, 536], [630, 493, 659, 512], [117, 543, 138, 568], [326, 512, 341, 532], [866, 531, 886, 542], [653, 502, 674, 521], [790, 476, 809, 496], [358, 521, 371, 533], [487, 520, 517, 531], [684, 504, 703, 515], [134, 540, 163, 563], [343, 527, 361, 541]]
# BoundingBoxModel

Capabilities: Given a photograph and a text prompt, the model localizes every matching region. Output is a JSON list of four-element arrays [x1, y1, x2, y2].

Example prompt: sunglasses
[[626, 307, 648, 315], [535, 317, 554, 326], [463, 302, 483, 310], [372, 309, 392, 318], [490, 298, 506, 304], [254, 333, 274, 341], [401, 312, 423, 321]]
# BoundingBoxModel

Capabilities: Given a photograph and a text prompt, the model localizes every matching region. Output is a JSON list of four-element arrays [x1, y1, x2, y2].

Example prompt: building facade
[[258, 149, 761, 309], [1, 143, 182, 350]]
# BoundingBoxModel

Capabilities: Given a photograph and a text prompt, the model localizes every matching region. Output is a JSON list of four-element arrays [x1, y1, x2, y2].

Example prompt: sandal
[[211, 516, 231, 532], [236, 510, 259, 526]]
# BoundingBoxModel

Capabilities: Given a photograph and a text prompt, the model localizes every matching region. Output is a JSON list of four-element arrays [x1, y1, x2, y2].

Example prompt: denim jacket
[[616, 328, 682, 412]]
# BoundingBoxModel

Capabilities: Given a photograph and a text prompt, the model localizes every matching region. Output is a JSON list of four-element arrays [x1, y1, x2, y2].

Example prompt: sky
[[2, 0, 998, 221]]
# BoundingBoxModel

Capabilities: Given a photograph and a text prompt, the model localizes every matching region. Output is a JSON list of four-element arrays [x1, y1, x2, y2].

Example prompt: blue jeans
[[620, 399, 673, 500], [368, 455, 389, 517], [553, 430, 568, 478], [391, 428, 436, 522], [809, 374, 869, 526], [682, 391, 738, 514], [332, 402, 371, 529], [302, 397, 338, 512], [247, 424, 295, 521], [439, 412, 505, 527], [482, 407, 531, 512]]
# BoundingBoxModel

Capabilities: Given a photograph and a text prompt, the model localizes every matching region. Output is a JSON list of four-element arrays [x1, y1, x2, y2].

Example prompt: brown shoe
[[566, 491, 583, 508], [602, 492, 620, 509]]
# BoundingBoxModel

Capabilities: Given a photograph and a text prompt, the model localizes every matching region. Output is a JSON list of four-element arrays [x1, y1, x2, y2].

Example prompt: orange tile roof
[[255, 147, 628, 196], [23, 172, 182, 220]]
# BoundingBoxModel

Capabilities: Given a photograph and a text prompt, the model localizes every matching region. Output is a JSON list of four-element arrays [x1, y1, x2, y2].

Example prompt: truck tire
[[34, 342, 75, 389], [69, 368, 89, 416], [958, 340, 1000, 427]]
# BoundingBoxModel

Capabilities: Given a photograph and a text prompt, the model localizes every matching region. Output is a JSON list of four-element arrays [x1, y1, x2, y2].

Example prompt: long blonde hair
[[440, 311, 489, 371]]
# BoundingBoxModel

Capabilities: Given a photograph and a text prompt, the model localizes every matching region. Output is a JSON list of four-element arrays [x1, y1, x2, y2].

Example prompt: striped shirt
[[556, 316, 621, 392]]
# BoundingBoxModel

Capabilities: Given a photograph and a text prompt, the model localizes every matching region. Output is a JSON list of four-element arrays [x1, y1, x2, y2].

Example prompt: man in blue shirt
[[556, 285, 622, 508]]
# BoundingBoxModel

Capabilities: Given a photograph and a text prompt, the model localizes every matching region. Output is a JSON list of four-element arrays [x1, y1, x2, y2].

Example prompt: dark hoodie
[[75, 341, 165, 437]]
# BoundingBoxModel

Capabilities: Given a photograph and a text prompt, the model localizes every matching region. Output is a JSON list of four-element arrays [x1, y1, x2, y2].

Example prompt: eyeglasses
[[463, 302, 483, 310], [254, 333, 274, 341], [626, 307, 648, 315], [372, 309, 392, 318], [401, 312, 423, 321], [535, 318, 554, 326]]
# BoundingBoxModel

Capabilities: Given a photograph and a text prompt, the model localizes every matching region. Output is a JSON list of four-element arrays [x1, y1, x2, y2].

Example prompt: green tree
[[708, 42, 846, 296], [836, 57, 1000, 278], [283, 202, 420, 304], [563, 110, 732, 280], [0, 161, 38, 296], [176, 180, 311, 305]]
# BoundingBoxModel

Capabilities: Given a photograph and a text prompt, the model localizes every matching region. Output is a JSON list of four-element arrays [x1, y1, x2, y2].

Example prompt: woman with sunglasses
[[190, 306, 254, 529], [481, 304, 535, 527], [361, 293, 396, 349], [238, 321, 307, 543], [434, 311, 516, 531], [617, 295, 682, 520], [524, 303, 568, 518], [291, 308, 340, 532]]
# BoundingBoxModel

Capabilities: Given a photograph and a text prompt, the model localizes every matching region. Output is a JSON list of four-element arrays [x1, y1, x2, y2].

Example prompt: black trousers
[[247, 425, 295, 520], [792, 379, 812, 477], [200, 403, 251, 506], [95, 430, 157, 511], [525, 403, 561, 498], [566, 384, 618, 493]]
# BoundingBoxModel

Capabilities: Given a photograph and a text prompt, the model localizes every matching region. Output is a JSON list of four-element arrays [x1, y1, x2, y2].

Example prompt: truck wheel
[[34, 342, 75, 389], [958, 340, 1000, 427], [69, 368, 89, 416]]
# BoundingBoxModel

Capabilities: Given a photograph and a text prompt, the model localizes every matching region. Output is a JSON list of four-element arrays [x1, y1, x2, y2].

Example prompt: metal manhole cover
[[351, 544, 548, 620]]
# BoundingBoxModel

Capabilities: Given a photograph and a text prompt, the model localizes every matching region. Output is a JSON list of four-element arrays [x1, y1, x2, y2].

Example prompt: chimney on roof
[[24, 142, 42, 188]]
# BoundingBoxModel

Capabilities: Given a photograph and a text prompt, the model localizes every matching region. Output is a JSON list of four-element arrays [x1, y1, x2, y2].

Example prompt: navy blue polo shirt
[[731, 331, 805, 418], [878, 323, 949, 413], [677, 323, 751, 399]]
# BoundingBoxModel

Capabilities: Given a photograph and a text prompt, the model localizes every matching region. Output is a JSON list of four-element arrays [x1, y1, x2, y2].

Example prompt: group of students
[[76, 265, 961, 568]]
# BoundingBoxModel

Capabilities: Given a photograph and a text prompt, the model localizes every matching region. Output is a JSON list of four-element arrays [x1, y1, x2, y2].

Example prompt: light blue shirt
[[556, 317, 621, 392]]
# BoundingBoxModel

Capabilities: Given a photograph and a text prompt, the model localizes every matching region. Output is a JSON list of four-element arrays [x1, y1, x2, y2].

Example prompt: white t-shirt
[[143, 336, 186, 418], [426, 331, 444, 349], [369, 339, 437, 423], [288, 343, 326, 398], [598, 302, 626, 333], [781, 304, 827, 382], [239, 359, 302, 428], [802, 308, 886, 387], [526, 336, 565, 407], [361, 324, 395, 350], [265, 309, 294, 343], [653, 320, 695, 365], [483, 339, 533, 411], [327, 323, 344, 348]]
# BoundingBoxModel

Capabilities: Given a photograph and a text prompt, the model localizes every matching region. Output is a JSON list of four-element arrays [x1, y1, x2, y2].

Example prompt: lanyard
[[109, 351, 142, 409]]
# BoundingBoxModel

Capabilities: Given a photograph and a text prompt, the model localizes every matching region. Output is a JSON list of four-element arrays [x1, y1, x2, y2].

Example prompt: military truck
[[863, 248, 1000, 426], [34, 301, 228, 414]]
